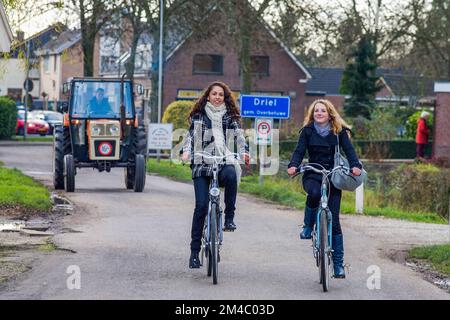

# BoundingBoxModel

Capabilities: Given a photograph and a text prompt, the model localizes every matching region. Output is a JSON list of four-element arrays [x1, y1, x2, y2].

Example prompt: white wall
[[39, 54, 62, 102], [0, 58, 40, 99]]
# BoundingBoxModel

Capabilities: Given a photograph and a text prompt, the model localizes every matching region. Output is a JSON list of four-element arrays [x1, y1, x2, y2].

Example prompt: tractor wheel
[[64, 154, 75, 192], [53, 126, 70, 190], [133, 154, 146, 192], [131, 126, 147, 156], [124, 167, 134, 189]]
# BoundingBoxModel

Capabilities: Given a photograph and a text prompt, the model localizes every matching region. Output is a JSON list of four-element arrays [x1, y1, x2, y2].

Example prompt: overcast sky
[[7, 0, 412, 39]]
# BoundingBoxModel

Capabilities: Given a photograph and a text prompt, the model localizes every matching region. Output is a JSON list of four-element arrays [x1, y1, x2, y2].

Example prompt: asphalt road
[[0, 143, 449, 299]]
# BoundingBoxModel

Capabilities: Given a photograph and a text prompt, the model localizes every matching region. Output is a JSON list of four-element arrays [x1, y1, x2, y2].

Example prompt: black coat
[[288, 123, 362, 182]]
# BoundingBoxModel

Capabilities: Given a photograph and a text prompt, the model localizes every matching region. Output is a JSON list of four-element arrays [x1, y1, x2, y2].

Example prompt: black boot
[[224, 220, 236, 231], [300, 206, 318, 239], [189, 251, 201, 268], [332, 234, 345, 278]]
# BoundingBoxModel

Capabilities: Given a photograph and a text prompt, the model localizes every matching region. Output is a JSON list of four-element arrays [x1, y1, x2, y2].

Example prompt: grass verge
[[10, 135, 53, 142], [146, 159, 446, 224], [409, 244, 450, 276], [0, 165, 52, 213]]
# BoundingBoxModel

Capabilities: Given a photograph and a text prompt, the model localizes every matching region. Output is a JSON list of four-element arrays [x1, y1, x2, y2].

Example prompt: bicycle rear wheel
[[319, 210, 330, 292], [210, 202, 219, 284]]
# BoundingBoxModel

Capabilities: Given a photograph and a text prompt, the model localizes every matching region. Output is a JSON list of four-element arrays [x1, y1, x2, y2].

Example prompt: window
[[193, 54, 223, 74], [54, 55, 57, 72], [250, 56, 269, 76], [99, 33, 120, 74], [44, 55, 50, 73]]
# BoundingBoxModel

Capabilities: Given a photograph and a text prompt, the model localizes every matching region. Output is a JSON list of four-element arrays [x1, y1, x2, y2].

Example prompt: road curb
[[0, 142, 53, 146]]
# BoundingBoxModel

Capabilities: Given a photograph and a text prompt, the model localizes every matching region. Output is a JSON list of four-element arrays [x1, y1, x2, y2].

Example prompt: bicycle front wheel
[[319, 210, 330, 292], [210, 202, 219, 285]]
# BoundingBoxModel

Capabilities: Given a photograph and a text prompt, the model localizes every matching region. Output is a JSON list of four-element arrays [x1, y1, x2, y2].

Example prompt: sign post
[[240, 95, 290, 184], [147, 123, 173, 157]]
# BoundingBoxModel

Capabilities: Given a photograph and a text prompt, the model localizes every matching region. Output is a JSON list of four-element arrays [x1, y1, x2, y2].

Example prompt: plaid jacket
[[183, 112, 249, 179]]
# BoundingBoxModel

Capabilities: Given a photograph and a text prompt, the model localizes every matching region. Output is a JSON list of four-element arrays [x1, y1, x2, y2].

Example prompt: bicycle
[[291, 163, 349, 292], [194, 151, 241, 285]]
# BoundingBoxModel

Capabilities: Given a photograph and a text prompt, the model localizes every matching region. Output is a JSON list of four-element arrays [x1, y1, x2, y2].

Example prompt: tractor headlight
[[92, 125, 101, 136], [109, 125, 119, 135]]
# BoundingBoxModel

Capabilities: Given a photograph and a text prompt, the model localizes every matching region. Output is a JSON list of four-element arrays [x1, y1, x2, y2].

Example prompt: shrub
[[0, 96, 17, 139], [386, 163, 450, 219], [162, 100, 194, 131], [405, 110, 433, 140]]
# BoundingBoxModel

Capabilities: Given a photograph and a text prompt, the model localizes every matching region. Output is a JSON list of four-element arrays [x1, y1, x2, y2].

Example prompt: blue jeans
[[190, 165, 237, 252], [303, 177, 343, 236]]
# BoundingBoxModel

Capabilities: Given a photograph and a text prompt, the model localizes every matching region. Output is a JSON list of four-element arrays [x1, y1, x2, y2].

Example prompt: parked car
[[16, 111, 50, 136], [31, 110, 63, 134]]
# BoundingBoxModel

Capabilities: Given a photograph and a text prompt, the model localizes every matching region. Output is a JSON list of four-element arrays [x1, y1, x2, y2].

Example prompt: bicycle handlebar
[[291, 163, 350, 179], [193, 151, 242, 164]]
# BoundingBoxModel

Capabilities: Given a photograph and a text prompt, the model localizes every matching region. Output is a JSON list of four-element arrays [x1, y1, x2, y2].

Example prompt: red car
[[16, 110, 50, 136]]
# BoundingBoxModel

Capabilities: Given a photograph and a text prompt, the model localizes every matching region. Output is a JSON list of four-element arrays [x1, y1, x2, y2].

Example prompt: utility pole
[[156, 0, 164, 162], [23, 40, 31, 141]]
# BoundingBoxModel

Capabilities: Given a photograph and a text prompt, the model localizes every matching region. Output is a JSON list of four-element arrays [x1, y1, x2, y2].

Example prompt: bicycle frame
[[195, 151, 241, 284], [312, 174, 333, 267], [293, 163, 349, 291]]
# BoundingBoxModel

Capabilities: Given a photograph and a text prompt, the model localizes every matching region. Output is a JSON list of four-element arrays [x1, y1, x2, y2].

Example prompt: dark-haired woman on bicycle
[[287, 99, 362, 278], [181, 81, 250, 269]]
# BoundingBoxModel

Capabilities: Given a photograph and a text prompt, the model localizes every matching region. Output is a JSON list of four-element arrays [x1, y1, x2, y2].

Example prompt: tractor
[[53, 76, 147, 192]]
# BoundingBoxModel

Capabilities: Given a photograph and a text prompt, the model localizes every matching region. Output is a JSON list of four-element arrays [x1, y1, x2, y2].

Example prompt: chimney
[[16, 31, 25, 42]]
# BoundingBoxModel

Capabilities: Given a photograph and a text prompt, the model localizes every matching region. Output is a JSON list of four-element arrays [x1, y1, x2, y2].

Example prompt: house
[[0, 2, 13, 52], [35, 29, 83, 110], [35, 21, 153, 110], [304, 67, 347, 112], [162, 8, 312, 133], [0, 23, 65, 105], [305, 67, 439, 111]]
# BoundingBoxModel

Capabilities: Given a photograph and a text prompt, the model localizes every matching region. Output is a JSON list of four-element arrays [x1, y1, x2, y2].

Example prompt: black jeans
[[303, 177, 343, 236], [190, 165, 237, 252]]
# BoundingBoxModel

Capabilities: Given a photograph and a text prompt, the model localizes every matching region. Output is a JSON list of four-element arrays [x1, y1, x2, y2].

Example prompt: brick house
[[304, 67, 437, 112], [433, 82, 450, 160], [163, 10, 311, 134], [35, 29, 83, 110]]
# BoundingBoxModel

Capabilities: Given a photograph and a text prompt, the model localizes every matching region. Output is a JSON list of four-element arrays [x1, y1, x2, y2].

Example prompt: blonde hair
[[303, 99, 350, 135]]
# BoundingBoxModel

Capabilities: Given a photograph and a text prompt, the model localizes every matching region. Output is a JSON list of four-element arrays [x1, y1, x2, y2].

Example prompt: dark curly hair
[[189, 81, 241, 122]]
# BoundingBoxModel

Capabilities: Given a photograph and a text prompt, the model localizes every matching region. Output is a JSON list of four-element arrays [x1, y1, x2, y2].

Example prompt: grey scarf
[[204, 102, 242, 183], [314, 122, 331, 137]]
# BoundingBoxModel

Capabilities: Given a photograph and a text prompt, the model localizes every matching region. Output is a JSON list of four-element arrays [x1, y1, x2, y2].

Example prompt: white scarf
[[205, 102, 242, 183]]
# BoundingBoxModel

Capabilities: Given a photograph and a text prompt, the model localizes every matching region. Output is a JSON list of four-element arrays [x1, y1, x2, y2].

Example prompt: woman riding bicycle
[[287, 99, 362, 278], [181, 81, 249, 269]]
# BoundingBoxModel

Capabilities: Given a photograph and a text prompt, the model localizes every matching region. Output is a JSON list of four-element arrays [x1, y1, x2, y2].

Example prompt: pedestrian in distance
[[181, 81, 250, 269], [415, 111, 430, 161], [287, 99, 362, 278]]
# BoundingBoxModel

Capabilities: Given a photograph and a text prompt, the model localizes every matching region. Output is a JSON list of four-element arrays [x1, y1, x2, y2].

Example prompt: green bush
[[0, 96, 17, 139], [162, 100, 194, 131], [405, 110, 433, 140], [386, 163, 450, 219]]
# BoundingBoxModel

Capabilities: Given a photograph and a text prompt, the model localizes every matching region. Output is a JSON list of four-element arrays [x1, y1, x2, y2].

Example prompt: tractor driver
[[89, 88, 113, 115]]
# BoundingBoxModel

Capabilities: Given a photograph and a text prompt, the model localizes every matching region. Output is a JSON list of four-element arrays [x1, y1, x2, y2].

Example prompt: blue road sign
[[240, 95, 290, 119]]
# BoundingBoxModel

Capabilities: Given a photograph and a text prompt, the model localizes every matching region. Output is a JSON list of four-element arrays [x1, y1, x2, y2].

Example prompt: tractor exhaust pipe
[[120, 72, 127, 140]]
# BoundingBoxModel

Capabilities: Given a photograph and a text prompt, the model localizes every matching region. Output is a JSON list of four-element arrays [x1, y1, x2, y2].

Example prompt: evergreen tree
[[340, 35, 381, 119]]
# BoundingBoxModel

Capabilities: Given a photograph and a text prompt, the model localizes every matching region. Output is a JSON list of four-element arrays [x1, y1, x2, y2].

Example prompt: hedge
[[280, 140, 432, 160], [162, 100, 194, 131], [0, 96, 16, 139]]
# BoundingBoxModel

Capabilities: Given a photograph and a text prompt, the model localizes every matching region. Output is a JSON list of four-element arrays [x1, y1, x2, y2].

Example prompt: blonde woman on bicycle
[[287, 99, 362, 278]]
